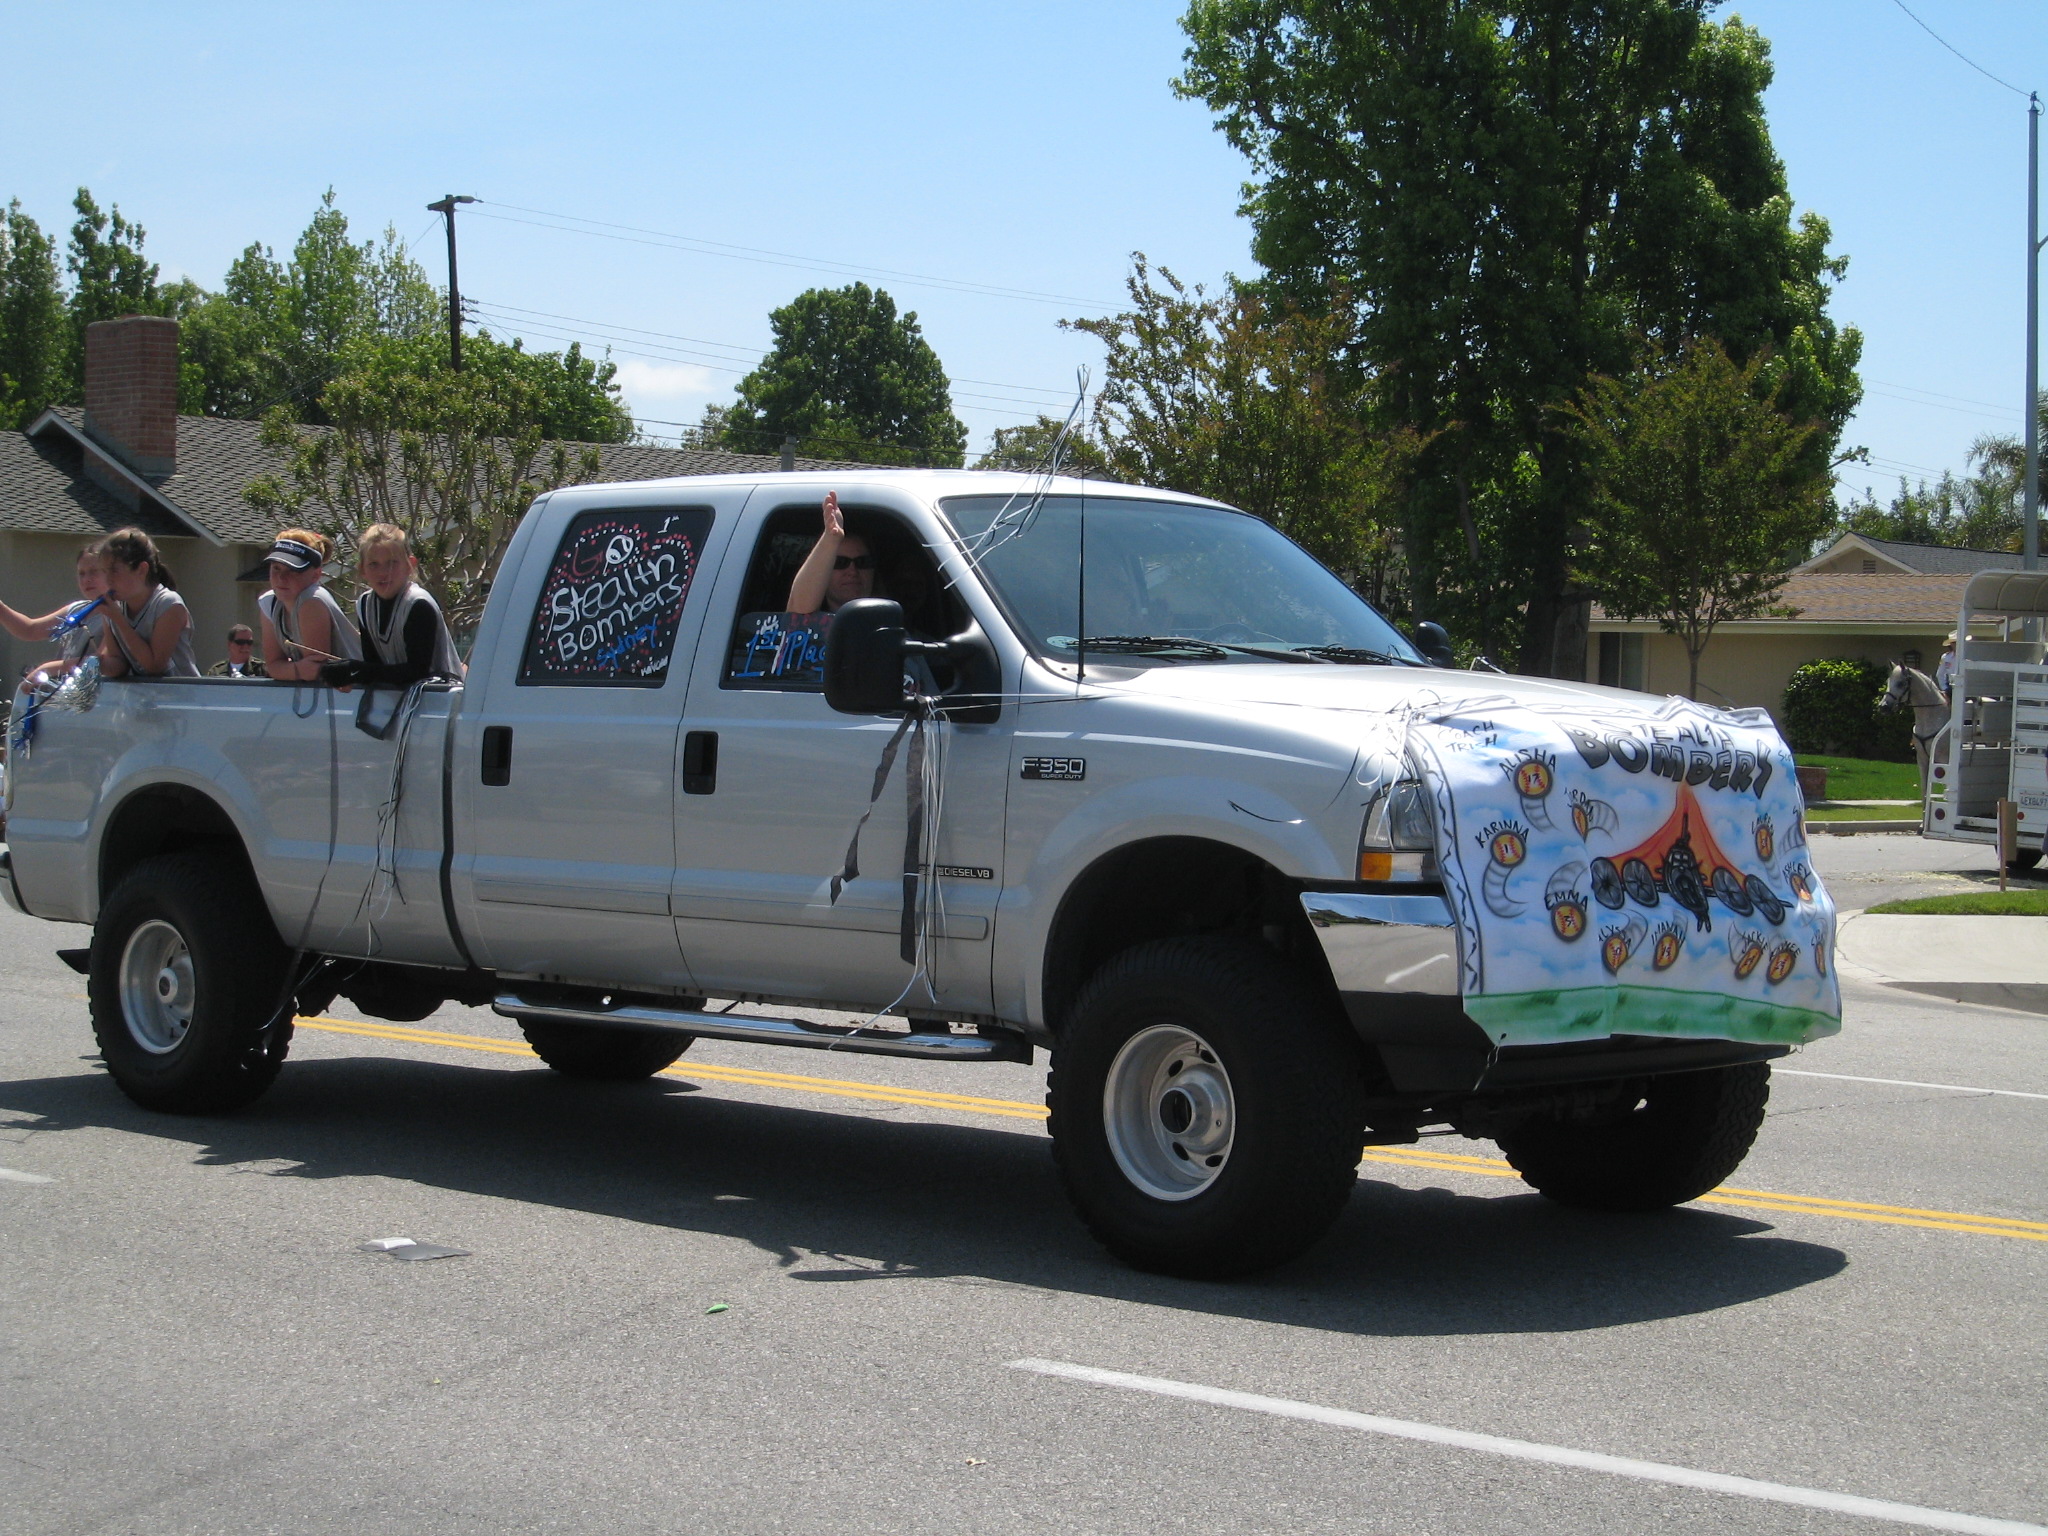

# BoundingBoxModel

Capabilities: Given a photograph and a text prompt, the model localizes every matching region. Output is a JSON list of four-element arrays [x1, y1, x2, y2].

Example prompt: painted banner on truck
[[1406, 696, 1840, 1048]]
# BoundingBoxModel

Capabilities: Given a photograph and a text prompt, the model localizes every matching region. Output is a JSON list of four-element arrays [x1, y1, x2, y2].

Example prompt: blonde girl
[[1, 543, 111, 687]]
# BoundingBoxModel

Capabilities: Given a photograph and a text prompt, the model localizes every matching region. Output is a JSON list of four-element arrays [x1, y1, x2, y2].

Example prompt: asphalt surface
[[2, 833, 2043, 1535]]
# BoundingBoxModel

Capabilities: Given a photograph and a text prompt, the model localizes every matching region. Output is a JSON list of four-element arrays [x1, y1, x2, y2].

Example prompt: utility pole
[[426, 194, 476, 371], [2026, 99, 2044, 568]]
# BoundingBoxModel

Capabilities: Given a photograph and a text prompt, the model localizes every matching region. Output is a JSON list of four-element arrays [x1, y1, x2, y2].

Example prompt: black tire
[[1046, 937, 1369, 1279], [2005, 848, 2042, 876], [88, 849, 293, 1114], [519, 1019, 692, 1080], [1496, 1062, 1772, 1211]]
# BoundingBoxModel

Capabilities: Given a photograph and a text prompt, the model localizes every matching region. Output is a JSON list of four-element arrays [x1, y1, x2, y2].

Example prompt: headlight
[[1357, 779, 1435, 882]]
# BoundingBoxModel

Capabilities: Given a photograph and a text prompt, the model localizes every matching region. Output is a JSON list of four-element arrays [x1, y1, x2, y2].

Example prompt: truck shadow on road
[[0, 1054, 1846, 1337]]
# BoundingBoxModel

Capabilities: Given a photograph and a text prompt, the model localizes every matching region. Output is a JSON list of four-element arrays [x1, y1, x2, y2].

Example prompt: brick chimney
[[83, 315, 179, 480]]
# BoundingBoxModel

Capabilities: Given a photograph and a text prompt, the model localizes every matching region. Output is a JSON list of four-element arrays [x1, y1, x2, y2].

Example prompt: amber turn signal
[[1356, 850, 1394, 882]]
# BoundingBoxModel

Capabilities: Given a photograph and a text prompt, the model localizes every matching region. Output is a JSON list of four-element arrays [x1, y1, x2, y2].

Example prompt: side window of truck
[[518, 506, 716, 687], [723, 504, 960, 692]]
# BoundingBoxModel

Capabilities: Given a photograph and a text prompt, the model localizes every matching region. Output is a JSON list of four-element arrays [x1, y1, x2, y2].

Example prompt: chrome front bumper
[[1300, 888, 1486, 1092], [1300, 890, 1460, 997]]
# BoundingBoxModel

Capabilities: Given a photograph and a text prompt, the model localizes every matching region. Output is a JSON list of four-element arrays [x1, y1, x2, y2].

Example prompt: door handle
[[481, 725, 513, 786], [682, 730, 718, 795]]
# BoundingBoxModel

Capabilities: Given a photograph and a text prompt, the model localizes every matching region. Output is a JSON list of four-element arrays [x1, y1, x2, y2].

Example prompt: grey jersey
[[357, 582, 461, 679], [259, 584, 362, 664], [109, 588, 200, 677]]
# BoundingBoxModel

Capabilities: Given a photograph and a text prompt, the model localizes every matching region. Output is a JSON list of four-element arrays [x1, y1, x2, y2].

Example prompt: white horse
[[1879, 660, 1947, 779]]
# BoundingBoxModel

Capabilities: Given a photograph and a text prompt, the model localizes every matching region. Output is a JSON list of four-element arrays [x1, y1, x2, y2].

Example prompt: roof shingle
[[7, 409, 878, 545]]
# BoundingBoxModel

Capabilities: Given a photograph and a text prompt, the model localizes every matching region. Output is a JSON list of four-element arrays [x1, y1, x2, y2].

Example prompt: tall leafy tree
[[1178, 0, 1862, 673], [1570, 340, 1833, 699], [66, 189, 163, 328], [180, 191, 442, 422], [1067, 255, 1420, 603], [720, 282, 967, 466], [0, 201, 67, 426]]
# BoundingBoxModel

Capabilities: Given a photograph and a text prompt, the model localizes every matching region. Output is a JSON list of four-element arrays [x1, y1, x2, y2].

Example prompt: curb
[[1805, 819, 1918, 835]]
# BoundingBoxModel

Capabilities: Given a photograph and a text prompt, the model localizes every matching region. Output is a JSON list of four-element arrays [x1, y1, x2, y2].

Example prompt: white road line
[[0, 1167, 53, 1184], [1009, 1359, 2047, 1536], [1777, 1069, 2048, 1101]]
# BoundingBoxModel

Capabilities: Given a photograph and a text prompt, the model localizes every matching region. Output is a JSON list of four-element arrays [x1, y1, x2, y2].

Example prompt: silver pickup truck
[[2, 470, 1839, 1277]]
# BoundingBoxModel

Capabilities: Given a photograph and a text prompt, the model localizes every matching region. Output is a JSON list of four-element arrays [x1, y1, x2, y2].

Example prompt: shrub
[[1781, 657, 1916, 760]]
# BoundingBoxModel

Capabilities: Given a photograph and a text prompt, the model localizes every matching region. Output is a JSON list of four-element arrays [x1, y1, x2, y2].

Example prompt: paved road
[[2, 835, 2043, 1535]]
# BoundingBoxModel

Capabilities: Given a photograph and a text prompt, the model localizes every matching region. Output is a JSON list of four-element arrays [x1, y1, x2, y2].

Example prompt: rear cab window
[[518, 506, 716, 686]]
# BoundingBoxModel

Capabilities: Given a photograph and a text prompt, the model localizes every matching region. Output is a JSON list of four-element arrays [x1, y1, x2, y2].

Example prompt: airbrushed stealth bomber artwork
[[1406, 696, 1841, 1050]]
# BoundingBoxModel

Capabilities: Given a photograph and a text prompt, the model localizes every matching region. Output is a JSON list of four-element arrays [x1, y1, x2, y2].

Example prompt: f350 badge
[[1020, 756, 1086, 781]]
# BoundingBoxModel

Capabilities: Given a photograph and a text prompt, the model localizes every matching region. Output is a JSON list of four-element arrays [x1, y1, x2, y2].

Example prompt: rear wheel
[[1496, 1062, 1771, 1211], [518, 1019, 692, 1080], [89, 850, 292, 1113], [2005, 847, 2042, 877], [1047, 938, 1368, 1279]]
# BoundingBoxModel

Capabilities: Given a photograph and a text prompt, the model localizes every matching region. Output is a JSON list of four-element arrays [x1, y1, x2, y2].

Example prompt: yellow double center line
[[296, 1017, 2048, 1245]]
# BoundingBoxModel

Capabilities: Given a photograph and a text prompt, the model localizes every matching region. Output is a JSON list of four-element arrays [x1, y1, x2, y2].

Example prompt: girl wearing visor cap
[[244, 529, 361, 683]]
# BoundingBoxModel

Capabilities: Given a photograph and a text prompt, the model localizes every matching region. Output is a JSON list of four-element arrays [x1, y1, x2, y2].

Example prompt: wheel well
[[98, 784, 254, 909], [1041, 837, 1328, 1036]]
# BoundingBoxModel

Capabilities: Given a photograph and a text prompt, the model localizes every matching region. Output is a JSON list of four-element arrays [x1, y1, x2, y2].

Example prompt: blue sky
[[4, 1, 2044, 505]]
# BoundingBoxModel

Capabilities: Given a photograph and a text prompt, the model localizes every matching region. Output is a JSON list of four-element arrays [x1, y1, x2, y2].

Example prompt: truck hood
[[1087, 661, 1696, 725]]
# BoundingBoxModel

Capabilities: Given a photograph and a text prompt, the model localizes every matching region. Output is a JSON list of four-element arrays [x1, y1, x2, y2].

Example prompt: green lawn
[[1866, 891, 2048, 915], [1797, 755, 1922, 800], [1804, 803, 1917, 822]]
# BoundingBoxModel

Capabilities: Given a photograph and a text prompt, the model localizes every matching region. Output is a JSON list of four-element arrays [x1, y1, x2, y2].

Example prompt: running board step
[[492, 994, 1032, 1064]]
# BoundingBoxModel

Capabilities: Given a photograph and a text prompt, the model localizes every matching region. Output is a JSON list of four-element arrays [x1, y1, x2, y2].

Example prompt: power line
[[476, 298, 1081, 402], [464, 301, 1076, 418], [1864, 385, 2015, 423], [1869, 378, 2018, 415], [468, 202, 1122, 313], [1888, 0, 2030, 97]]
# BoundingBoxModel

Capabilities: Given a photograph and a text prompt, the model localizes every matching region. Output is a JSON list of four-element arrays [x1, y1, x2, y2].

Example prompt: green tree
[[1178, 1, 1862, 673], [720, 282, 966, 466], [977, 413, 1114, 478], [64, 187, 167, 397], [1066, 256, 1421, 605], [246, 335, 607, 631], [0, 200, 67, 426], [1571, 340, 1834, 700], [179, 191, 442, 422]]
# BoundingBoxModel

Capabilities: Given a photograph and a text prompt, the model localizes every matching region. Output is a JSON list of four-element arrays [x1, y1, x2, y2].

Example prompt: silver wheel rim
[[119, 919, 195, 1055], [1103, 1024, 1235, 1201]]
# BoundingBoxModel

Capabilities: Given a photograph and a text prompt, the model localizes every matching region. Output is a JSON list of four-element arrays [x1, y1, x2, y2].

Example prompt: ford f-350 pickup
[[2, 471, 1839, 1277]]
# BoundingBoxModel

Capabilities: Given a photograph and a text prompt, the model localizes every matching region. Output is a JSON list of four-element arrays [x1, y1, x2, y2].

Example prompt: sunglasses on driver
[[833, 553, 876, 571]]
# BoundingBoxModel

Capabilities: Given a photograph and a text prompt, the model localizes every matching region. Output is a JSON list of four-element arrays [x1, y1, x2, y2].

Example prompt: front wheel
[[89, 850, 292, 1113], [1496, 1062, 1771, 1211], [1047, 938, 1368, 1279]]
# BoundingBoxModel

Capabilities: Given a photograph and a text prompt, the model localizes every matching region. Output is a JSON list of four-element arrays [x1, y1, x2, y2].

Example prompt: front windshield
[[940, 493, 1423, 666]]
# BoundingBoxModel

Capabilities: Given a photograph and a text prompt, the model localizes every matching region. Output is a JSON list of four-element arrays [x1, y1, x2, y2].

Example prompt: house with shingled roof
[[0, 315, 860, 681], [1583, 529, 2017, 716]]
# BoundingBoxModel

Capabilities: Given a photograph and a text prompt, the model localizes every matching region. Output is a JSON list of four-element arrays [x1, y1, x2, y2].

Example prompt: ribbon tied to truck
[[1405, 697, 1841, 1048]]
